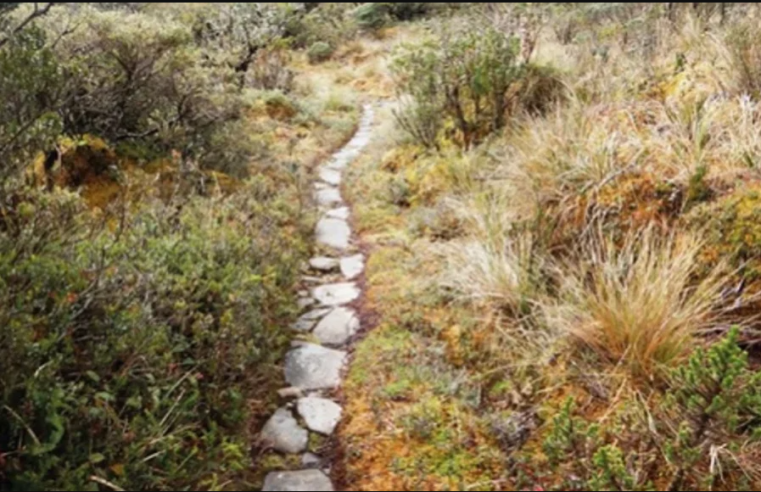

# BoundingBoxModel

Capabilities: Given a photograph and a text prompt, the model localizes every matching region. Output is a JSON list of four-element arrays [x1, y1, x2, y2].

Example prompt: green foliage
[[392, 26, 561, 148], [588, 446, 640, 491], [0, 26, 62, 181], [663, 327, 761, 489], [354, 3, 393, 32], [687, 185, 761, 284], [307, 41, 334, 64], [283, 3, 357, 49], [0, 181, 308, 490], [685, 164, 711, 207], [543, 398, 600, 467]]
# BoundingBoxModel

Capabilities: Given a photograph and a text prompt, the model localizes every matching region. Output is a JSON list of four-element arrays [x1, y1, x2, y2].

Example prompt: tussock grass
[[543, 229, 731, 378], [439, 193, 546, 316]]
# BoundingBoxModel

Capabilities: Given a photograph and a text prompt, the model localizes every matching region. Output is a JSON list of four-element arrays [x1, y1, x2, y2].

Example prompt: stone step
[[313, 307, 359, 346], [297, 397, 343, 436], [309, 257, 340, 272], [311, 282, 360, 306], [285, 344, 347, 391], [316, 218, 350, 250], [260, 408, 308, 454], [263, 470, 334, 492], [340, 254, 365, 280]]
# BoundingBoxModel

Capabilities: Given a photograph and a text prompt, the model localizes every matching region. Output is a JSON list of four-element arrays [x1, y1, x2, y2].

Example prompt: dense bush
[[0, 4, 329, 490], [284, 3, 357, 49], [353, 3, 392, 32], [307, 41, 334, 64], [392, 25, 563, 148], [0, 182, 307, 490], [0, 25, 62, 183]]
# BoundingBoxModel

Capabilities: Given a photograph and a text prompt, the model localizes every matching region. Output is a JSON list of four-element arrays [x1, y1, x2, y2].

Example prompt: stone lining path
[[261, 105, 375, 492]]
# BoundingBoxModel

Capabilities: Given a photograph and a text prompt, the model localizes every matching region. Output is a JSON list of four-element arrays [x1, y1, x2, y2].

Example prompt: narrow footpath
[[260, 105, 376, 492]]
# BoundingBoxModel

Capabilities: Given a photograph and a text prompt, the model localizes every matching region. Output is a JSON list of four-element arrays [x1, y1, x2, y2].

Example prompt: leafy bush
[[536, 327, 761, 492], [307, 41, 334, 64], [0, 181, 308, 490], [284, 3, 357, 49], [0, 25, 62, 183], [353, 3, 392, 32], [392, 26, 562, 148]]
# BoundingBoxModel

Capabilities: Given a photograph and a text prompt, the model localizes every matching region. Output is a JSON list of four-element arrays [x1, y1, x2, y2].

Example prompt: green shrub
[[0, 25, 62, 182], [307, 41, 334, 64], [0, 182, 308, 490], [283, 3, 357, 49], [354, 3, 392, 32], [389, 3, 431, 21], [392, 26, 562, 148]]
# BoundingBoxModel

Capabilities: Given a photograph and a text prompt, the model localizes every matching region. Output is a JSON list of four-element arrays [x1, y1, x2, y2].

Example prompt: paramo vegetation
[[0, 2, 363, 490], [9, 2, 761, 492], [337, 3, 761, 491]]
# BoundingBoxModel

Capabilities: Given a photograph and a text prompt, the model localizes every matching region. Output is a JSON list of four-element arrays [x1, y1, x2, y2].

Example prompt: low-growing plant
[[307, 41, 334, 64]]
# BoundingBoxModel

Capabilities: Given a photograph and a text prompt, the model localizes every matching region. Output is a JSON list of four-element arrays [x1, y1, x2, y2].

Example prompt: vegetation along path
[[260, 105, 375, 492]]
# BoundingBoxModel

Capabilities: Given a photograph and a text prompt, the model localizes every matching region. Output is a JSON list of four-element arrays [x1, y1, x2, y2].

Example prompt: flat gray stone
[[291, 308, 331, 332], [310, 257, 340, 272], [312, 282, 360, 306], [301, 453, 322, 469], [319, 167, 342, 186], [285, 344, 347, 390], [263, 470, 334, 492], [260, 408, 308, 454], [316, 187, 342, 207], [297, 397, 343, 436], [316, 218, 351, 250], [298, 297, 316, 310], [313, 307, 359, 345], [291, 318, 316, 332], [340, 254, 365, 280], [326, 207, 350, 220]]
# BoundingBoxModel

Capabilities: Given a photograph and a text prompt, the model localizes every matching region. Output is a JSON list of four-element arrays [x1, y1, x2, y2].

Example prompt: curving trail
[[261, 105, 375, 492]]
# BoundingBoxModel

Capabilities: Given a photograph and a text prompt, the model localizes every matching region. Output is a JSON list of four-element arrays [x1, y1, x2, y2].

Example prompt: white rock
[[301, 453, 322, 469], [340, 254, 365, 280], [297, 397, 343, 436], [326, 207, 350, 220], [313, 307, 359, 346], [309, 257, 340, 272], [263, 470, 334, 492], [260, 408, 308, 454], [298, 297, 316, 310], [312, 282, 360, 306], [285, 344, 347, 391], [316, 187, 342, 207], [316, 218, 351, 250], [319, 167, 342, 186]]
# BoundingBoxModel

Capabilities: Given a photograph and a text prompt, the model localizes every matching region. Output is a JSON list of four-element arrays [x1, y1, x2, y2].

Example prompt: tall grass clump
[[544, 229, 730, 378], [440, 195, 547, 317]]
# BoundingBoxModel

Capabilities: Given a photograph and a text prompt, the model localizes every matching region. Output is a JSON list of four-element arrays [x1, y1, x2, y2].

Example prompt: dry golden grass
[[543, 228, 731, 379]]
